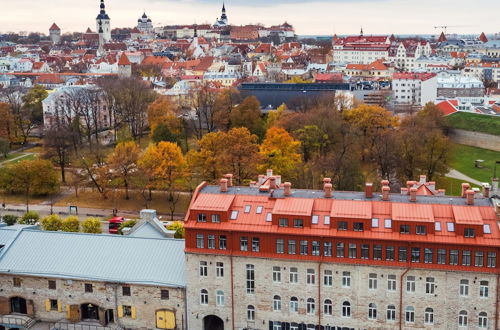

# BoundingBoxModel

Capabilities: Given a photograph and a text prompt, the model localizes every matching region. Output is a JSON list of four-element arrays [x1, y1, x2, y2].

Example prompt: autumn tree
[[61, 216, 80, 232], [107, 141, 141, 199], [224, 128, 261, 184], [0, 159, 60, 211], [213, 87, 242, 130], [266, 103, 287, 129], [186, 132, 227, 182], [189, 82, 218, 138], [230, 96, 264, 137], [0, 102, 15, 142], [82, 217, 102, 234], [43, 127, 74, 183], [147, 96, 182, 136], [40, 214, 62, 231], [259, 127, 301, 180]]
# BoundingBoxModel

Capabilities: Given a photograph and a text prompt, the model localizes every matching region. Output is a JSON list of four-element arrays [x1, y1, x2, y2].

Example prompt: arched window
[[307, 298, 315, 315], [387, 305, 396, 321], [273, 295, 281, 311], [323, 299, 332, 315], [458, 310, 468, 326], [478, 312, 488, 328], [247, 305, 255, 321], [290, 297, 298, 313], [424, 307, 434, 324], [368, 303, 377, 320], [216, 290, 224, 306], [342, 301, 351, 317], [200, 289, 208, 305], [405, 306, 415, 323]]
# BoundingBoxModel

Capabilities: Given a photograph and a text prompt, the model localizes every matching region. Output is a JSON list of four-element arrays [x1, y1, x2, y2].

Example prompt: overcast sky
[[2, 0, 499, 36]]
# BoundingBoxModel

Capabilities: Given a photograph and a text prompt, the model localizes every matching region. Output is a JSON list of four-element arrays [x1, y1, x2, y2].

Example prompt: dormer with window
[[452, 205, 484, 238], [391, 203, 434, 235], [272, 198, 314, 228], [331, 200, 372, 232], [189, 193, 235, 223]]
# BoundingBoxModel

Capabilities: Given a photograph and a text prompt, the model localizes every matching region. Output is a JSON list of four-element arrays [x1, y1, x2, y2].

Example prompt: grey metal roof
[[0, 227, 18, 247], [129, 222, 167, 239], [201, 185, 493, 207], [0, 230, 185, 287]]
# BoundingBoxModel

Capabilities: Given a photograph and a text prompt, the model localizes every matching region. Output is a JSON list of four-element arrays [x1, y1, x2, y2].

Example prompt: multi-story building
[[184, 172, 500, 330], [332, 34, 391, 64], [388, 40, 432, 71], [392, 72, 437, 106], [437, 72, 485, 98]]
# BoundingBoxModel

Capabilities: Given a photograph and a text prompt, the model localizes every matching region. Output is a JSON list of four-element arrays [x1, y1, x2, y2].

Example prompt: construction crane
[[433, 25, 476, 34]]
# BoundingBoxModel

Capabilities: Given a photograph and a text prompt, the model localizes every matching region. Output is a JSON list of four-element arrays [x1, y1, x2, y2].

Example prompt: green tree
[[2, 214, 18, 226], [167, 221, 185, 238], [61, 216, 80, 232], [40, 214, 62, 231], [230, 96, 264, 137], [118, 220, 137, 234], [152, 124, 177, 144], [82, 217, 102, 233], [19, 211, 39, 225]]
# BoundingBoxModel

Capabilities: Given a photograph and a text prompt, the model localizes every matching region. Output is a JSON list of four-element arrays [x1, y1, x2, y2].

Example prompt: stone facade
[[0, 274, 185, 329], [187, 253, 499, 330]]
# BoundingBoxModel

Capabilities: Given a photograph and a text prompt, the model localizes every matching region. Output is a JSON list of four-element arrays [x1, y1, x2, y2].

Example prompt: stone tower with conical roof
[[96, 0, 111, 43]]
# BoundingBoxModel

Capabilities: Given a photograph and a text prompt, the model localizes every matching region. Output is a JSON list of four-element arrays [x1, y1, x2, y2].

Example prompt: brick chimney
[[400, 188, 408, 195], [220, 178, 228, 192], [284, 182, 292, 196], [324, 183, 333, 198], [461, 183, 471, 198], [466, 189, 475, 205], [266, 169, 273, 177], [409, 187, 417, 202], [269, 176, 277, 189], [382, 186, 390, 201], [482, 183, 491, 198], [258, 175, 266, 185], [225, 174, 233, 187], [365, 183, 373, 198], [381, 179, 390, 187], [406, 181, 415, 194], [419, 175, 427, 185]]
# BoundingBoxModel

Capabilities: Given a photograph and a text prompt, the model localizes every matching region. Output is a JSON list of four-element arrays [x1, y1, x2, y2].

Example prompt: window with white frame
[[406, 276, 415, 292], [478, 312, 488, 328], [246, 264, 255, 294], [387, 305, 396, 321], [458, 310, 468, 326], [386, 246, 394, 261], [487, 252, 496, 267], [459, 279, 469, 297], [197, 213, 206, 222], [244, 205, 251, 213], [342, 271, 351, 288], [306, 269, 315, 285], [288, 240, 296, 254], [219, 235, 226, 250], [336, 242, 344, 258], [252, 237, 260, 252], [273, 295, 281, 311], [462, 250, 471, 266], [312, 241, 320, 256], [324, 270, 333, 286], [289, 267, 298, 283], [324, 242, 332, 257], [424, 307, 434, 325], [240, 236, 248, 251], [216, 262, 224, 278], [247, 305, 255, 321], [475, 251, 484, 267], [276, 239, 284, 254], [342, 301, 351, 317], [272, 266, 281, 283], [323, 299, 332, 315], [368, 303, 377, 320], [216, 290, 224, 306], [368, 273, 377, 289], [306, 298, 315, 315], [200, 289, 208, 304], [230, 210, 238, 220], [290, 297, 298, 313], [300, 240, 308, 255], [196, 234, 204, 248], [199, 261, 208, 277], [425, 277, 435, 294], [208, 235, 215, 249], [479, 280, 489, 297], [211, 214, 220, 223], [387, 274, 396, 291], [405, 306, 415, 323]]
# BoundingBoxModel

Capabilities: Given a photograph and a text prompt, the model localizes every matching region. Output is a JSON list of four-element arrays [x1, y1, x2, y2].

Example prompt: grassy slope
[[450, 144, 500, 183], [446, 112, 500, 136]]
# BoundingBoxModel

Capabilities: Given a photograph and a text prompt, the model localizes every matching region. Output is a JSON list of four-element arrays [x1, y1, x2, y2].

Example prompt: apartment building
[[332, 35, 391, 65], [392, 72, 437, 106], [184, 172, 500, 330]]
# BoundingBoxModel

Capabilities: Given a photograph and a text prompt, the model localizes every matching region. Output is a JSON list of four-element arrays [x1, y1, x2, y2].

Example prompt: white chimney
[[220, 178, 228, 192], [266, 169, 273, 177], [284, 182, 292, 196], [482, 183, 491, 198], [419, 175, 427, 185], [258, 175, 266, 185]]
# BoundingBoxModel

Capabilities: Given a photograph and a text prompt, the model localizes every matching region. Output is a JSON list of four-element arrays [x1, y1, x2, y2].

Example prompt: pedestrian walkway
[[446, 168, 483, 186]]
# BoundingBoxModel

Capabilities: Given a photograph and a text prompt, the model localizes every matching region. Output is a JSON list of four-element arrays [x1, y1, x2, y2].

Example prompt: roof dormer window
[[484, 224, 491, 234], [446, 222, 455, 232], [312, 215, 319, 224], [435, 221, 442, 231], [197, 213, 207, 222], [294, 219, 304, 228], [256, 206, 263, 214], [230, 211, 239, 220], [244, 205, 251, 213], [384, 219, 392, 229], [464, 228, 475, 238], [324, 216, 330, 225], [371, 218, 379, 228]]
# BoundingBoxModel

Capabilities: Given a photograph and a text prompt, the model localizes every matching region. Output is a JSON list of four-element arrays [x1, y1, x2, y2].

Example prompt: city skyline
[[2, 0, 500, 36]]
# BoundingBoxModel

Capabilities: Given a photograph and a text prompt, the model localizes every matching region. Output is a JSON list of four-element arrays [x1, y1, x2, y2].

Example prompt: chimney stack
[[461, 183, 471, 198], [381, 179, 390, 187], [419, 175, 427, 185], [466, 189, 475, 205], [482, 183, 491, 198], [258, 175, 266, 185], [324, 183, 333, 198], [220, 178, 228, 192], [492, 178, 499, 192], [225, 174, 233, 187], [409, 187, 417, 202], [269, 176, 277, 190], [266, 169, 273, 177], [284, 182, 292, 196], [437, 189, 446, 196], [365, 183, 373, 198], [406, 181, 415, 194], [382, 186, 390, 201]]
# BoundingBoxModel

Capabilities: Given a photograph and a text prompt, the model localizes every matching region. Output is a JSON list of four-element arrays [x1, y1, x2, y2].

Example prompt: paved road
[[446, 169, 483, 186]]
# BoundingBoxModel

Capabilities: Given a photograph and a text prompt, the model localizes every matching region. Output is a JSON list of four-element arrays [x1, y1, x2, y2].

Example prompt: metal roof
[[0, 230, 185, 287], [0, 228, 18, 247]]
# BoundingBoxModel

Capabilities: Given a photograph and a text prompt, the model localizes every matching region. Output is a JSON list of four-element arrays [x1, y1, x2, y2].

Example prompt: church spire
[[100, 0, 106, 14], [360, 26, 364, 36]]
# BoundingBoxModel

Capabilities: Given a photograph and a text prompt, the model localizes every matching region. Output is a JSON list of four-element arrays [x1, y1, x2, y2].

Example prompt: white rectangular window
[[266, 213, 272, 222], [306, 269, 315, 285], [369, 273, 377, 290], [324, 270, 333, 286], [384, 219, 392, 228], [446, 222, 455, 232], [387, 275, 396, 291], [196, 234, 204, 248], [289, 267, 298, 283], [272, 266, 281, 283], [211, 214, 220, 223], [256, 206, 263, 214], [199, 261, 208, 277], [371, 218, 379, 228], [312, 215, 319, 224], [483, 224, 491, 234], [230, 211, 239, 220], [244, 205, 251, 213], [425, 277, 435, 294], [406, 276, 415, 292], [435, 221, 442, 231], [324, 216, 330, 225], [342, 271, 351, 288], [207, 235, 215, 249], [216, 262, 224, 277], [246, 264, 255, 294]]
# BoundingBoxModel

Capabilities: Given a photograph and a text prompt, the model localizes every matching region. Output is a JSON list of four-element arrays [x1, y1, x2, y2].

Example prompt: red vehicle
[[108, 216, 124, 234]]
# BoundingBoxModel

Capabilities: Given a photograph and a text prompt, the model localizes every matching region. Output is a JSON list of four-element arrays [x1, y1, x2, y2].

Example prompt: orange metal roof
[[392, 203, 434, 223], [452, 205, 483, 225], [331, 200, 372, 219], [190, 193, 235, 212], [273, 198, 314, 216]]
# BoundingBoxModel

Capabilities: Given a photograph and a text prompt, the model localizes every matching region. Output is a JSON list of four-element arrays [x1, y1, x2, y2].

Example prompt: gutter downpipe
[[230, 231, 235, 330], [399, 242, 411, 330], [318, 241, 323, 327], [183, 286, 188, 330], [495, 271, 499, 330]]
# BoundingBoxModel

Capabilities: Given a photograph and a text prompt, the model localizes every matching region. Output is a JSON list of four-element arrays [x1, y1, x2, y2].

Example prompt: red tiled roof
[[49, 23, 60, 31], [392, 203, 434, 223], [393, 72, 436, 81], [331, 200, 372, 219], [435, 100, 458, 116], [117, 53, 131, 66], [190, 193, 235, 212], [273, 198, 314, 217]]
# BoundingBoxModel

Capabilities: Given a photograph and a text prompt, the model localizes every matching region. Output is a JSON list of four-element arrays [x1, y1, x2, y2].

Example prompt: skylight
[[230, 211, 239, 220], [372, 218, 379, 228], [266, 213, 272, 222], [256, 206, 263, 214], [484, 224, 491, 234], [384, 219, 392, 229], [312, 215, 319, 224], [244, 205, 251, 213], [324, 216, 330, 225], [435, 221, 442, 231], [446, 222, 455, 232]]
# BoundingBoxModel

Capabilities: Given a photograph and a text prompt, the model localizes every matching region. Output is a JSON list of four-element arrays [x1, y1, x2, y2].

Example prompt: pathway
[[446, 168, 483, 186]]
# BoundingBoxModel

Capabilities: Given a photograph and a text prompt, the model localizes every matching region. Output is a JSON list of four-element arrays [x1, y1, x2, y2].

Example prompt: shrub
[[61, 216, 80, 232], [167, 221, 185, 239], [19, 211, 40, 225], [82, 217, 102, 234], [2, 214, 18, 226], [40, 214, 62, 231], [118, 220, 137, 235]]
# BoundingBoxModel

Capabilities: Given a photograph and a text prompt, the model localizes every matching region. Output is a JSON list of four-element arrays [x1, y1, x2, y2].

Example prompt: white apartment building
[[332, 35, 391, 64], [392, 72, 437, 106], [389, 40, 432, 71]]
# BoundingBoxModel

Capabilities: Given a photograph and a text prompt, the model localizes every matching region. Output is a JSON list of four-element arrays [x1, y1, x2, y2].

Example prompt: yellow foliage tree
[[107, 141, 141, 200], [266, 103, 287, 129], [186, 132, 227, 182], [259, 127, 301, 179], [147, 96, 183, 136]]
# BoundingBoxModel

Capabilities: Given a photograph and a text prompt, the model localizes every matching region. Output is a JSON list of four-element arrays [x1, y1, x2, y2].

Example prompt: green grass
[[436, 177, 479, 196], [7, 153, 37, 164], [450, 144, 500, 183], [446, 112, 500, 136]]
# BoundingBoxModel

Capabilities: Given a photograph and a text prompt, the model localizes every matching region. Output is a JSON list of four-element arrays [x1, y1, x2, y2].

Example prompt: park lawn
[[446, 112, 500, 136], [55, 189, 192, 218], [8, 153, 37, 164], [450, 144, 500, 183], [0, 191, 47, 205], [436, 177, 479, 196]]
